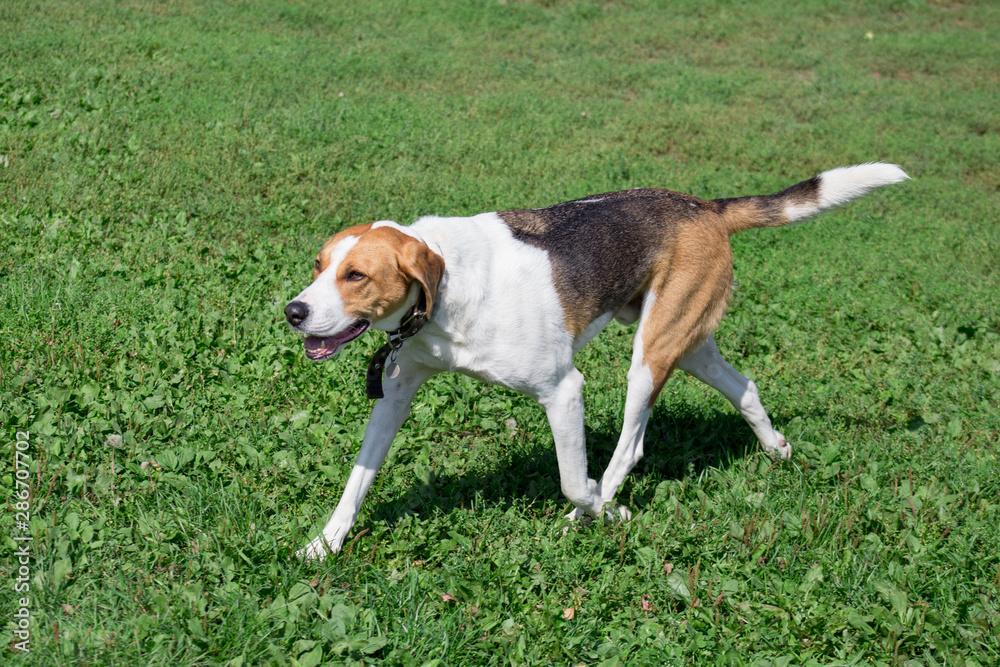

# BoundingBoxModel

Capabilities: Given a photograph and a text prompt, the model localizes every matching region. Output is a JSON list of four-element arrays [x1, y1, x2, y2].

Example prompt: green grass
[[2, 0, 999, 664]]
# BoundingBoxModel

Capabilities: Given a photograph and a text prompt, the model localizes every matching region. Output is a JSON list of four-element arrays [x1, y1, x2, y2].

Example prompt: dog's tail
[[717, 163, 909, 234]]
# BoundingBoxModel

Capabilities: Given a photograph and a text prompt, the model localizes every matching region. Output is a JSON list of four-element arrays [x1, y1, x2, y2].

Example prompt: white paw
[[766, 433, 792, 460], [607, 503, 632, 522], [562, 502, 632, 534], [562, 507, 592, 533], [296, 535, 337, 562]]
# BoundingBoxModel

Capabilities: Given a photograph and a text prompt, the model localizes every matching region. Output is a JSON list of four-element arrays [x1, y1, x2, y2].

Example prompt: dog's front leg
[[541, 368, 606, 520], [298, 365, 434, 561]]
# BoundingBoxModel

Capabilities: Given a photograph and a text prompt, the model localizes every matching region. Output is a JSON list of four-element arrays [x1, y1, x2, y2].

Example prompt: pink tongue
[[303, 336, 331, 353], [301, 321, 370, 359]]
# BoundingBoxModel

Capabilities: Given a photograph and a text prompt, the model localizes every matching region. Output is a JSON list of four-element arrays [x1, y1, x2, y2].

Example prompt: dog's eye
[[345, 270, 366, 282], [313, 259, 321, 273]]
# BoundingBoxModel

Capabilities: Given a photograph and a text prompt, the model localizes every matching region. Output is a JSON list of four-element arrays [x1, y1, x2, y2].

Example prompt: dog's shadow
[[365, 402, 764, 530]]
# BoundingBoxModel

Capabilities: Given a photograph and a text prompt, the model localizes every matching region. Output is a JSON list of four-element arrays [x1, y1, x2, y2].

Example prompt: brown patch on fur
[[636, 222, 735, 407], [315, 224, 373, 279], [716, 176, 821, 233], [394, 230, 446, 317], [331, 225, 445, 322]]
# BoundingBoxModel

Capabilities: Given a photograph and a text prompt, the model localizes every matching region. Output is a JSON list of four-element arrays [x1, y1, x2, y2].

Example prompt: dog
[[285, 163, 908, 560]]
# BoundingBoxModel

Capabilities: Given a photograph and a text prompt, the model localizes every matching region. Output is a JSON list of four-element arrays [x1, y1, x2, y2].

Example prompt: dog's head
[[284, 222, 445, 361]]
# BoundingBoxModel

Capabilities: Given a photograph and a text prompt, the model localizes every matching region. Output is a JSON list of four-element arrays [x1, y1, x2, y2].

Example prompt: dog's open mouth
[[303, 320, 370, 361]]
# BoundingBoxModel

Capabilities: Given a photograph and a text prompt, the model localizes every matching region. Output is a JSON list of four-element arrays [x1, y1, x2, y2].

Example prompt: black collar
[[365, 293, 429, 399]]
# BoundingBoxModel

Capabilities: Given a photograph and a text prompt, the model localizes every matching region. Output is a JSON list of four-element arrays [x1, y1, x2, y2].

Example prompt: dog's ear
[[398, 238, 445, 317]]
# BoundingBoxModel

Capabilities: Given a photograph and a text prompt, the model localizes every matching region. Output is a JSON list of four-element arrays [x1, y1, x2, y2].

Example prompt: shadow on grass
[[366, 401, 768, 530]]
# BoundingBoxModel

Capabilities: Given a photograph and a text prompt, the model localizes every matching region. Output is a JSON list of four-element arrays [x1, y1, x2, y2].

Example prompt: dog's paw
[[562, 500, 632, 534], [296, 535, 336, 562], [562, 507, 593, 533], [603, 503, 632, 523], [766, 433, 792, 461]]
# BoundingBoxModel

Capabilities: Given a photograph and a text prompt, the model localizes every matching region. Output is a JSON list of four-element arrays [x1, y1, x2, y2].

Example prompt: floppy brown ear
[[398, 237, 445, 318]]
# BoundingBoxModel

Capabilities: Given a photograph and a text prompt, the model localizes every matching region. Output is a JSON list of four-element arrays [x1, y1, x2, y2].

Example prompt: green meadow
[[2, 0, 999, 664]]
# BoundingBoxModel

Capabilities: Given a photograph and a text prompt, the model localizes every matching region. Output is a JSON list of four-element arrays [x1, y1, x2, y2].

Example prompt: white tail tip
[[783, 162, 909, 223], [817, 162, 910, 210]]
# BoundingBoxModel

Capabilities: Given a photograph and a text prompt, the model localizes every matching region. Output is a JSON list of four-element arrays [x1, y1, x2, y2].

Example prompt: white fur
[[599, 293, 656, 507], [291, 235, 358, 337], [405, 213, 574, 396], [678, 337, 790, 459], [372, 219, 421, 239], [784, 162, 909, 223]]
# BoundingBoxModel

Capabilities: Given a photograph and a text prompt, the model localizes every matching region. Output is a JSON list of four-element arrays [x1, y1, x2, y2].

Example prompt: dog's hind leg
[[586, 297, 658, 521], [590, 292, 691, 516], [592, 231, 738, 516], [678, 335, 790, 459]]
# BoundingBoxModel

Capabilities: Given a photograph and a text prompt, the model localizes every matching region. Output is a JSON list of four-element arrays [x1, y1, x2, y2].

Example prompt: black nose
[[284, 300, 310, 326]]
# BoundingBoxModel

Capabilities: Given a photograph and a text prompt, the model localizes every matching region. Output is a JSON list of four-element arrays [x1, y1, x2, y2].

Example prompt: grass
[[1, 0, 999, 664]]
